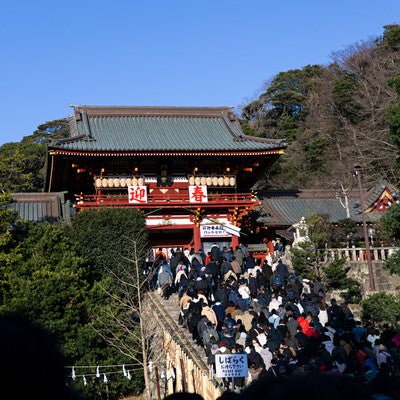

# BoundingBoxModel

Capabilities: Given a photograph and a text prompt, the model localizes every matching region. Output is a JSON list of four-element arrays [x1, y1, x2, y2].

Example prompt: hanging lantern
[[223, 176, 230, 186], [200, 176, 207, 185], [120, 178, 127, 187], [229, 176, 236, 186], [189, 176, 195, 185], [95, 178, 102, 188], [126, 178, 132, 186], [194, 176, 201, 185], [212, 176, 218, 186], [218, 176, 224, 186], [113, 178, 120, 187], [137, 177, 144, 186], [107, 178, 114, 187], [102, 179, 108, 188], [206, 176, 212, 186], [132, 177, 138, 186]]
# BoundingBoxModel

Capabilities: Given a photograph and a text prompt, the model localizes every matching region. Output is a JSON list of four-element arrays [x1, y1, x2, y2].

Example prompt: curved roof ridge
[[71, 105, 232, 118]]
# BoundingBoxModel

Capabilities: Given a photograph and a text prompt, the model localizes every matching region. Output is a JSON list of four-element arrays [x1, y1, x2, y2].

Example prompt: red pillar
[[231, 234, 239, 249], [193, 224, 201, 251]]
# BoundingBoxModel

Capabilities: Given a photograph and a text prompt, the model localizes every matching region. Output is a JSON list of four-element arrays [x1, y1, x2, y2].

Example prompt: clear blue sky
[[1, 0, 399, 145]]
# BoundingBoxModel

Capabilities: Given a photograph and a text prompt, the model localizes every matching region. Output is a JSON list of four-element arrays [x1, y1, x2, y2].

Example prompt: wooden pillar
[[231, 234, 239, 249], [193, 224, 201, 251]]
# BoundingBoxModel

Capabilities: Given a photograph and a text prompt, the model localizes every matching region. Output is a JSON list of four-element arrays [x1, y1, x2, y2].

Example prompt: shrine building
[[44, 105, 286, 253]]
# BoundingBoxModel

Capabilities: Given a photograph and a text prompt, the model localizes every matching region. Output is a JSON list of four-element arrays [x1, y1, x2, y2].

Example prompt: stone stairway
[[147, 291, 224, 393], [157, 292, 211, 367], [145, 291, 224, 399]]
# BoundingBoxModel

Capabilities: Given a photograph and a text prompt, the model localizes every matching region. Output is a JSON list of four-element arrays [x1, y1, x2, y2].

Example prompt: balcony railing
[[74, 191, 257, 209]]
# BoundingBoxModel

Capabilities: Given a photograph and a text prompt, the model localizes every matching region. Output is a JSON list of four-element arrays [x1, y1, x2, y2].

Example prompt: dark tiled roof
[[259, 188, 383, 227], [9, 192, 70, 222], [49, 105, 285, 153]]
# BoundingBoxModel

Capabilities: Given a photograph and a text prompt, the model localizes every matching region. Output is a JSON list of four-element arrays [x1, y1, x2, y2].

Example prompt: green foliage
[[242, 65, 325, 142], [240, 24, 400, 189], [1, 223, 89, 348], [361, 292, 400, 328], [332, 73, 362, 124], [323, 257, 348, 288], [322, 257, 362, 303], [0, 193, 24, 299], [290, 243, 318, 278], [0, 218, 146, 399], [239, 120, 262, 137], [0, 119, 69, 192], [383, 249, 400, 275], [303, 138, 329, 171], [387, 75, 400, 186], [305, 212, 331, 249], [330, 218, 358, 247], [380, 203, 400, 240], [380, 24, 400, 51], [0, 142, 42, 192], [21, 119, 69, 145], [66, 208, 148, 280]]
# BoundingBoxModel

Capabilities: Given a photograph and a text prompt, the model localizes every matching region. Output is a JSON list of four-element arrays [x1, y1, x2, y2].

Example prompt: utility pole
[[353, 163, 375, 291]]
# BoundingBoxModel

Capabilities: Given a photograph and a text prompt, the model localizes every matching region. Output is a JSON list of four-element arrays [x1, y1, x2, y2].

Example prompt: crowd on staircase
[[146, 243, 400, 399]]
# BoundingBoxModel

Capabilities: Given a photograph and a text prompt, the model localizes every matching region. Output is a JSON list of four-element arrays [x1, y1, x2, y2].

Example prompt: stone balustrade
[[316, 246, 398, 263]]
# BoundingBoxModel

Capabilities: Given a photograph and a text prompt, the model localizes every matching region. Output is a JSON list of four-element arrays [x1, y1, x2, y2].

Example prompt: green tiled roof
[[9, 193, 70, 223], [49, 105, 285, 153], [259, 189, 383, 227]]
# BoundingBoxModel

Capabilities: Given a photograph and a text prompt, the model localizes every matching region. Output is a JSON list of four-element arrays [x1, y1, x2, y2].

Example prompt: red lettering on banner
[[128, 186, 147, 204]]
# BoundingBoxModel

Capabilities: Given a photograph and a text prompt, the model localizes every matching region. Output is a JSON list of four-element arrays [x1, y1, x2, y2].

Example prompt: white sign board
[[215, 354, 248, 378], [200, 224, 231, 238]]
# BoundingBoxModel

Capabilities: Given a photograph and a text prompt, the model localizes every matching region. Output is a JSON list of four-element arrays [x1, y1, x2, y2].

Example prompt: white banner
[[128, 186, 148, 204], [189, 185, 208, 203]]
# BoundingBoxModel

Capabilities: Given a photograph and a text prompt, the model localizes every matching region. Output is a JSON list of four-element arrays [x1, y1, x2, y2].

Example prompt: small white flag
[[96, 366, 100, 378], [103, 374, 108, 384], [122, 365, 127, 377], [72, 366, 76, 380], [83, 376, 87, 386], [127, 370, 132, 380]]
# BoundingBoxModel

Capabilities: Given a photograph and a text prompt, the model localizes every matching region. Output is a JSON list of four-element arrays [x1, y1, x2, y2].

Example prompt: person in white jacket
[[238, 280, 251, 305]]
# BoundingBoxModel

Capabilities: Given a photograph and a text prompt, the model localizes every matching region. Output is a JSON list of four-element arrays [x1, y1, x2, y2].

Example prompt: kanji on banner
[[128, 186, 148, 204], [189, 185, 208, 203]]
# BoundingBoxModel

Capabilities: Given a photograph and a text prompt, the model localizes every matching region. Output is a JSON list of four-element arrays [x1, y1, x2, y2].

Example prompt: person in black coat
[[247, 344, 265, 369], [187, 307, 203, 343]]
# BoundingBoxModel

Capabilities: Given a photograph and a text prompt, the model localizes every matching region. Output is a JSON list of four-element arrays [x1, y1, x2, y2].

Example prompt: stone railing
[[316, 246, 398, 263], [145, 292, 222, 400]]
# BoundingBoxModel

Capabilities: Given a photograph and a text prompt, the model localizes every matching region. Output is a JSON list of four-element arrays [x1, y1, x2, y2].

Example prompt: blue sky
[[0, 0, 399, 145]]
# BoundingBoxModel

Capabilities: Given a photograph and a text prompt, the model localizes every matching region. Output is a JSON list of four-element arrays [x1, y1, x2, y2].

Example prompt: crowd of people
[[148, 243, 400, 399]]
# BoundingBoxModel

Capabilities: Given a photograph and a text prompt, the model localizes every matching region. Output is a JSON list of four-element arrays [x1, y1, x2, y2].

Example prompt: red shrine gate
[[45, 105, 286, 251]]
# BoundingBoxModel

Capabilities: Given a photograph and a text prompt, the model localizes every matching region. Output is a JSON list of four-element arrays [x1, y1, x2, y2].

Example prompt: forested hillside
[[1, 25, 400, 193], [239, 24, 400, 191]]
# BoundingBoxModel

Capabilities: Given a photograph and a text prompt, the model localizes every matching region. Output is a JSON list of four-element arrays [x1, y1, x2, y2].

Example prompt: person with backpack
[[271, 272, 282, 292]]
